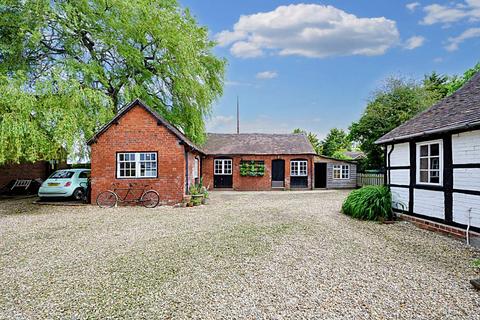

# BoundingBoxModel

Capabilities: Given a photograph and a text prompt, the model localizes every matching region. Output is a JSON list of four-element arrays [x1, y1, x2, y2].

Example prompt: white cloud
[[225, 80, 252, 87], [256, 71, 278, 79], [421, 0, 480, 25], [230, 41, 263, 58], [206, 115, 234, 132], [406, 2, 421, 12], [445, 27, 480, 51], [215, 4, 399, 59], [404, 35, 426, 49], [433, 57, 444, 63]]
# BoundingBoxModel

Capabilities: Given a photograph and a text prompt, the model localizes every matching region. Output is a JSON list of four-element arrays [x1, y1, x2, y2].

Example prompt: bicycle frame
[[112, 183, 148, 203]]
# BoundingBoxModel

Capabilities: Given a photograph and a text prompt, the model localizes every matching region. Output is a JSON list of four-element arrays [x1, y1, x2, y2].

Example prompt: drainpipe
[[467, 208, 472, 245], [387, 144, 395, 186], [184, 148, 189, 195]]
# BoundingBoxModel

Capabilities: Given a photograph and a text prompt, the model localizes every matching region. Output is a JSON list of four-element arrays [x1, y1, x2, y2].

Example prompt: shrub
[[342, 186, 392, 221], [473, 259, 480, 268]]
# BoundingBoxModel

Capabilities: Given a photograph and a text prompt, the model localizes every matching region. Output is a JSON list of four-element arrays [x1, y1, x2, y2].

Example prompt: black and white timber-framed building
[[376, 72, 480, 233]]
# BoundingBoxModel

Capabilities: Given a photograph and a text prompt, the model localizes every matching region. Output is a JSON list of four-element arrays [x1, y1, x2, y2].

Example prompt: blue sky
[[181, 0, 480, 138]]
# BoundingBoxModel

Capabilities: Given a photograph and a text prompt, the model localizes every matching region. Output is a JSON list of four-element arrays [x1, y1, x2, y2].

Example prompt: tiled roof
[[376, 72, 480, 144], [343, 151, 365, 159], [202, 133, 316, 155]]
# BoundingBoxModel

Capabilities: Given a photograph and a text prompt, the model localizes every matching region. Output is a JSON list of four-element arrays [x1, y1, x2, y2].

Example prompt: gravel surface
[[0, 190, 479, 319]]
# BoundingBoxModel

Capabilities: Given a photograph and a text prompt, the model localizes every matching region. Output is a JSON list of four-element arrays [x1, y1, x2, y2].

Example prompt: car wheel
[[72, 188, 85, 201]]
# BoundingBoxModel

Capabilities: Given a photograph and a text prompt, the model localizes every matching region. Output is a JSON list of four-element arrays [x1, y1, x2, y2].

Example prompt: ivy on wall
[[240, 160, 265, 177]]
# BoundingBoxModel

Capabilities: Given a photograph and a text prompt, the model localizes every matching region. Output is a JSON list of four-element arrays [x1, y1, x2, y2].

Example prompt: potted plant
[[201, 186, 209, 204]]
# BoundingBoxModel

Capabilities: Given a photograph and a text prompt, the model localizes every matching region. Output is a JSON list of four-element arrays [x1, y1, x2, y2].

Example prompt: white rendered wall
[[390, 169, 410, 186], [452, 130, 480, 164], [413, 189, 444, 219], [388, 143, 410, 167], [453, 168, 480, 192], [453, 193, 480, 228], [390, 187, 409, 211]]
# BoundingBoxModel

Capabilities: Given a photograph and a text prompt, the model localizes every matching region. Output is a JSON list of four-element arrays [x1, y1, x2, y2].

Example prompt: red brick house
[[87, 99, 203, 205], [88, 99, 355, 204]]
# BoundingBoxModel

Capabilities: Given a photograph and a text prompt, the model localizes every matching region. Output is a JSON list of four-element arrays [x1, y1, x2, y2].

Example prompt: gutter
[[375, 120, 480, 145]]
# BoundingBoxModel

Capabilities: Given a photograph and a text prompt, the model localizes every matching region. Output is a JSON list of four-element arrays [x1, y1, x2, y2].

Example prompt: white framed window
[[417, 141, 442, 185], [193, 158, 199, 179], [333, 165, 350, 179], [214, 159, 232, 175], [117, 152, 157, 178], [290, 160, 307, 176]]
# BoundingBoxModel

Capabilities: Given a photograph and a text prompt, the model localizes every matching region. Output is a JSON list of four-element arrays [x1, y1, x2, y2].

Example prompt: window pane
[[420, 158, 428, 170], [430, 157, 439, 170], [430, 176, 439, 183], [430, 144, 439, 156], [420, 170, 428, 182], [334, 170, 340, 179], [420, 145, 428, 157]]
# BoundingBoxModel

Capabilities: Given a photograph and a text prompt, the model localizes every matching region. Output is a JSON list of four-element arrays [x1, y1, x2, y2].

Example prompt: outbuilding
[[376, 72, 480, 234], [87, 99, 204, 205], [201, 133, 316, 190], [313, 155, 357, 189]]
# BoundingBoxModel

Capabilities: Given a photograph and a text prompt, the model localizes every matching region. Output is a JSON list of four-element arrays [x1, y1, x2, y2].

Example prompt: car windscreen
[[49, 171, 75, 179]]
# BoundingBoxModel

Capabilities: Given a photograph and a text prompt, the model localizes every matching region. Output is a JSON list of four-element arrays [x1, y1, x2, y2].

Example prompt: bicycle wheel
[[96, 191, 118, 208], [141, 190, 160, 208]]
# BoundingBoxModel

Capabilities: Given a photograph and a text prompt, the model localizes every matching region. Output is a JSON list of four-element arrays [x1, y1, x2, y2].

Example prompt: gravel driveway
[[1, 190, 479, 319]]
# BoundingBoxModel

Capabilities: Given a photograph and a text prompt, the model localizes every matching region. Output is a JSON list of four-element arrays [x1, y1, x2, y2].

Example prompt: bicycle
[[96, 183, 160, 208]]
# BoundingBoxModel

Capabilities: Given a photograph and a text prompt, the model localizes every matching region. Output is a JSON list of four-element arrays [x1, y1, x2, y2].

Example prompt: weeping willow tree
[[0, 73, 113, 164], [0, 0, 225, 164]]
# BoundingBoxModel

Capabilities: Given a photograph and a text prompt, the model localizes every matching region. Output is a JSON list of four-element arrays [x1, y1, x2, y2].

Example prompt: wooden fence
[[357, 173, 384, 187]]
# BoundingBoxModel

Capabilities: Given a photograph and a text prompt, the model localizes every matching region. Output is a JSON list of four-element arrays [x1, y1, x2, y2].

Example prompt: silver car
[[38, 169, 90, 200]]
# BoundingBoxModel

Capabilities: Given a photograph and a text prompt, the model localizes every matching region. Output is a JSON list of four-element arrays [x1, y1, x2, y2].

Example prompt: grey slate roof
[[343, 151, 365, 160], [87, 99, 204, 153], [203, 133, 316, 155], [376, 72, 480, 144]]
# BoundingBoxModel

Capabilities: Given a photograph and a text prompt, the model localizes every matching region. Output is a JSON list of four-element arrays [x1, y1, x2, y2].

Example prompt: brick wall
[[399, 213, 480, 239], [0, 161, 51, 187], [90, 104, 190, 205], [202, 155, 314, 191]]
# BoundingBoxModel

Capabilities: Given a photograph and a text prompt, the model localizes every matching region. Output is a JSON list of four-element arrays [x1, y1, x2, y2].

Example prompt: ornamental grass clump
[[342, 186, 392, 221]]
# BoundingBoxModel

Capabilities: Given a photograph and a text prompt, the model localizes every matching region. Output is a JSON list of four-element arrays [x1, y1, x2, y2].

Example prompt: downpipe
[[467, 207, 472, 245]]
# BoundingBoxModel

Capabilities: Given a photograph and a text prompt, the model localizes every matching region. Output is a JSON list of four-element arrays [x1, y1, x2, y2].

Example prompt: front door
[[213, 159, 233, 188], [271, 159, 285, 188], [314, 163, 327, 188]]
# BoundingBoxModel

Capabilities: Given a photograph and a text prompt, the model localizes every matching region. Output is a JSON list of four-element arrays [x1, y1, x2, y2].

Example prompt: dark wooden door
[[213, 159, 233, 188], [214, 175, 232, 188], [315, 163, 327, 188], [271, 159, 285, 187]]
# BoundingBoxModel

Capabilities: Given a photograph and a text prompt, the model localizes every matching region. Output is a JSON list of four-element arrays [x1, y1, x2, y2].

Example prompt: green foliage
[[0, 0, 226, 164], [321, 128, 351, 157], [342, 186, 392, 221], [293, 128, 322, 154], [423, 72, 450, 99], [331, 150, 351, 160], [349, 77, 438, 169], [473, 259, 480, 268], [0, 72, 113, 164], [240, 161, 265, 177], [444, 62, 480, 95]]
